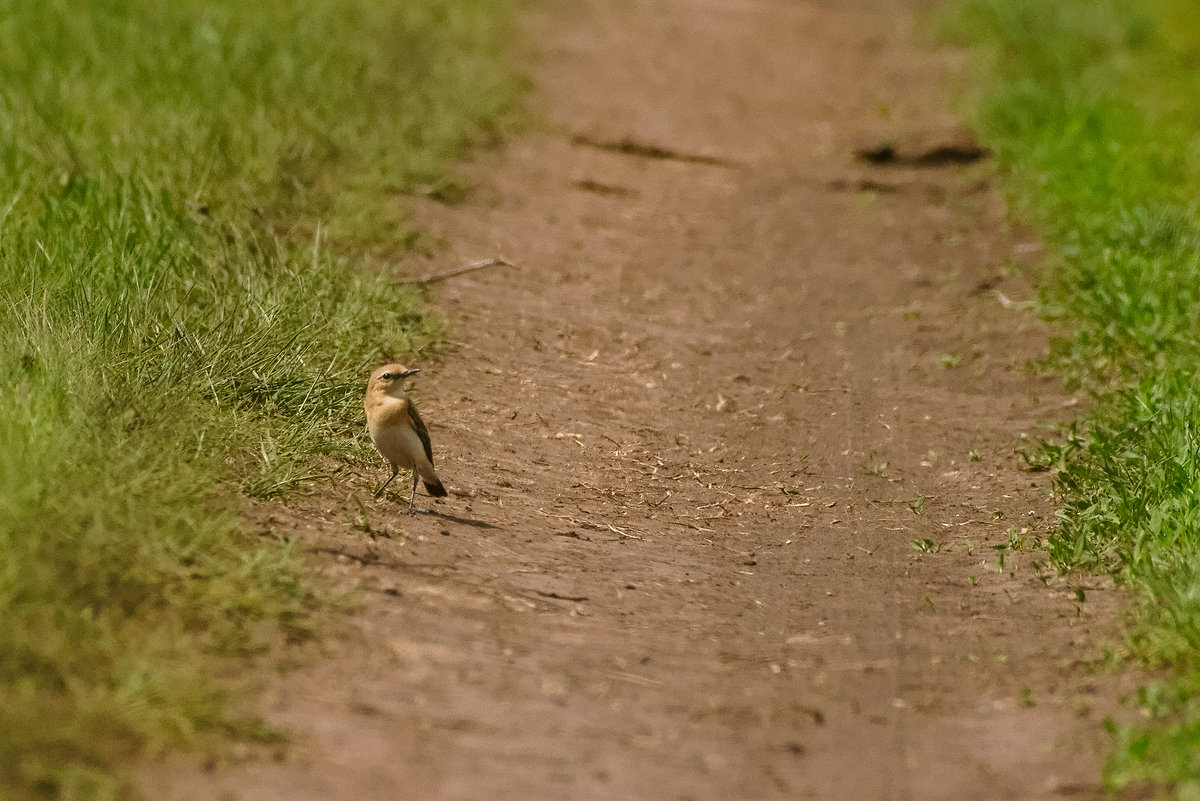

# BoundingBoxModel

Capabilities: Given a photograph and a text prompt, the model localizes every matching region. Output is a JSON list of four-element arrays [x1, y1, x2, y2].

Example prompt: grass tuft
[[0, 0, 519, 798]]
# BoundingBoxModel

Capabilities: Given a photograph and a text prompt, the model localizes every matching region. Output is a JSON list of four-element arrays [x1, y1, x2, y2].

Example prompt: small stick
[[606, 524, 642, 540], [398, 257, 516, 285], [534, 590, 590, 602]]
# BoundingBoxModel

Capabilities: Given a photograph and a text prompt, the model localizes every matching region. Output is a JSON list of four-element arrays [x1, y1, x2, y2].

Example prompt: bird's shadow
[[417, 508, 501, 530], [370, 486, 500, 530]]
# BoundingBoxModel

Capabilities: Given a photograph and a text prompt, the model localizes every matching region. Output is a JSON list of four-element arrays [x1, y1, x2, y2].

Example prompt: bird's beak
[[401, 368, 421, 378]]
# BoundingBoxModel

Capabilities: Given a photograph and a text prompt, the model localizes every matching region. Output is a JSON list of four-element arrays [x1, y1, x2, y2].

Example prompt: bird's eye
[[381, 372, 392, 380]]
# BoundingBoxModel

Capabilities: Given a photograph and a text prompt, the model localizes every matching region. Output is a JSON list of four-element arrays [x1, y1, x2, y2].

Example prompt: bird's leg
[[375, 465, 399, 498], [408, 471, 419, 513]]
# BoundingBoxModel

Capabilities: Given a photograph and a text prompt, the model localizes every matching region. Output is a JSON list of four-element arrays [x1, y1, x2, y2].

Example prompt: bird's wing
[[407, 401, 435, 466]]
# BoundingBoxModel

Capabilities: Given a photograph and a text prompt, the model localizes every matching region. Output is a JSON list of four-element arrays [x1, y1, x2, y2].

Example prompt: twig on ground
[[570, 133, 740, 168], [604, 670, 662, 687], [666, 519, 716, 533], [607, 524, 642, 540], [536, 508, 642, 540], [535, 590, 590, 602], [398, 257, 516, 285]]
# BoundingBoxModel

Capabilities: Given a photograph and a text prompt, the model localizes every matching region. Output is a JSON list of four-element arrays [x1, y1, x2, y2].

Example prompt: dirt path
[[146, 1, 1133, 799]]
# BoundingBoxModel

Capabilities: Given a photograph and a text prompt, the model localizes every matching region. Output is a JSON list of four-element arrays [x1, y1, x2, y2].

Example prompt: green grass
[[944, 0, 1200, 794], [0, 1, 519, 799]]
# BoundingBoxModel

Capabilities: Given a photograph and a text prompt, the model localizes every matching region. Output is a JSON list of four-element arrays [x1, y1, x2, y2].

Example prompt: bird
[[364, 363, 448, 512]]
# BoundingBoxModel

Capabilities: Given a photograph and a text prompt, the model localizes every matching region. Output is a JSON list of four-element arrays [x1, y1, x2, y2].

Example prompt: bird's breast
[[369, 422, 425, 470], [365, 395, 422, 469]]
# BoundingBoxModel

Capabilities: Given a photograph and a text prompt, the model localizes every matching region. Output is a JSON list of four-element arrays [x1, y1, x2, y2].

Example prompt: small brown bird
[[364, 363, 447, 511]]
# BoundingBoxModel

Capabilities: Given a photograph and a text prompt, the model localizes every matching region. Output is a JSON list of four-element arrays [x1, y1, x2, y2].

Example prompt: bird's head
[[369, 363, 420, 396]]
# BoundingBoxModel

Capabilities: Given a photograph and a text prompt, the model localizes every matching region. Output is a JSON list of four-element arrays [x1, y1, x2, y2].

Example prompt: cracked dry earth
[[144, 0, 1140, 799]]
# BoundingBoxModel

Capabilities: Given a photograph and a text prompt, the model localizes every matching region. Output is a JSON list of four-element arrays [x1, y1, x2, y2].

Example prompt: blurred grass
[[944, 0, 1200, 793], [0, 1, 519, 799]]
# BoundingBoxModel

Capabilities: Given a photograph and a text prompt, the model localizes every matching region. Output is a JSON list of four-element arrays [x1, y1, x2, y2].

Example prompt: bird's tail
[[417, 462, 448, 497]]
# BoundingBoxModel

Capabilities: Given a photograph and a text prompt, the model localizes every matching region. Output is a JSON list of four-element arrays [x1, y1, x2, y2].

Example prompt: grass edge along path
[[944, 0, 1200, 794], [0, 2, 520, 799]]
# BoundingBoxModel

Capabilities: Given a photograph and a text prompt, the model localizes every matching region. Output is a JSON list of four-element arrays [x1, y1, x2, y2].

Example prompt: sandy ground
[[143, 0, 1137, 799]]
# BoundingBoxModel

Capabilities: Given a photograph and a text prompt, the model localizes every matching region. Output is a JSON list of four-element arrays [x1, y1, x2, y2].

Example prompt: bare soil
[[144, 1, 1138, 799]]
